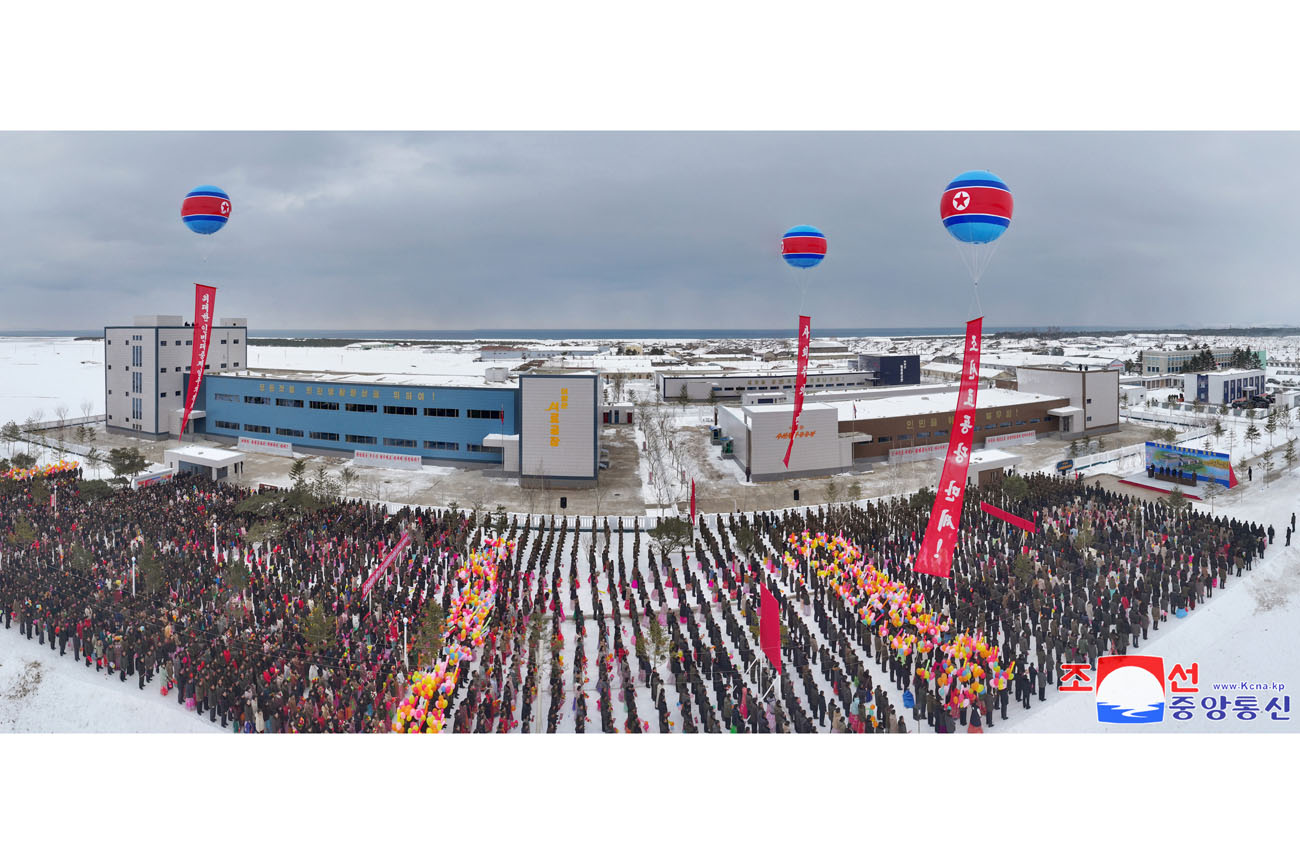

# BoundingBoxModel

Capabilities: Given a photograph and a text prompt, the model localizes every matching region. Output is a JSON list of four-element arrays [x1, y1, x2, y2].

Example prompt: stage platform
[[1117, 471, 1206, 500]]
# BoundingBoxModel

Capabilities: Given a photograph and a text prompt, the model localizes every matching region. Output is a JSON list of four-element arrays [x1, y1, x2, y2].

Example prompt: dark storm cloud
[[1, 131, 1296, 331]]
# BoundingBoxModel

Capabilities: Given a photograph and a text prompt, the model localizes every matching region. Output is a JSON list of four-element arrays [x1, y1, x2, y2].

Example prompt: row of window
[[209, 398, 493, 420], [876, 418, 1043, 445]]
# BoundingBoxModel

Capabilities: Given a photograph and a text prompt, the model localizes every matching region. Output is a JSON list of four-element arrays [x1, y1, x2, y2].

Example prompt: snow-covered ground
[[0, 625, 217, 733]]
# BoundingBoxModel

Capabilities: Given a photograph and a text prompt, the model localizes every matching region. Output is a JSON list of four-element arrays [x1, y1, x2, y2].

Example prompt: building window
[[424, 441, 459, 451], [243, 424, 271, 434], [186, 340, 192, 346], [309, 401, 340, 411], [214, 420, 239, 431], [233, 362, 240, 367], [276, 398, 304, 408], [233, 339, 240, 344], [220, 363, 227, 369], [467, 409, 504, 420], [275, 427, 304, 438], [467, 444, 502, 454], [212, 393, 239, 402], [877, 436, 892, 443], [383, 437, 417, 448], [383, 405, 417, 416], [132, 372, 142, 392], [244, 395, 270, 405], [346, 403, 378, 413], [308, 431, 340, 441], [345, 434, 377, 445], [174, 366, 181, 372], [160, 367, 167, 374], [423, 407, 460, 418]]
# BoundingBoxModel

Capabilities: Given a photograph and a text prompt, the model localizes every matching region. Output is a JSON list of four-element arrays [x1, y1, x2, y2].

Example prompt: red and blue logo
[[1096, 655, 1165, 724]]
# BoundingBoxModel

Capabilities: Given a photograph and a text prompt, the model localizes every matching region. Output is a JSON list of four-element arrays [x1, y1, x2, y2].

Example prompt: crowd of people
[[0, 467, 1281, 734]]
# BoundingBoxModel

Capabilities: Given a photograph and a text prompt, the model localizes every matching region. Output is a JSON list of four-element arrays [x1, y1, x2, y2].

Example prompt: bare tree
[[79, 398, 94, 420]]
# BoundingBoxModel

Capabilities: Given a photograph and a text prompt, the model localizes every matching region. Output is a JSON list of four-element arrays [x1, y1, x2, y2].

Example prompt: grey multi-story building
[[104, 314, 248, 438]]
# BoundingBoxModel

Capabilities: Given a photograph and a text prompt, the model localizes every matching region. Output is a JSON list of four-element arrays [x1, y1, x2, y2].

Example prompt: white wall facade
[[1016, 367, 1119, 433], [106, 323, 247, 437], [744, 404, 844, 480], [519, 374, 599, 485]]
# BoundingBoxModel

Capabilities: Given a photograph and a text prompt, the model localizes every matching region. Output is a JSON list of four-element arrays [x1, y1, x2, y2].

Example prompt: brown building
[[832, 389, 1071, 461]]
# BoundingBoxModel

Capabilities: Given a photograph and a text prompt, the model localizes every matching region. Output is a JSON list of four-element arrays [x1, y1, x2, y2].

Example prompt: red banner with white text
[[362, 531, 411, 598], [179, 284, 217, 441], [783, 315, 811, 467], [916, 317, 983, 578]]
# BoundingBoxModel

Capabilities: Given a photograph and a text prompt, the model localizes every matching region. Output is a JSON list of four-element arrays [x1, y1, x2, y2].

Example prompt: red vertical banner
[[916, 317, 983, 578], [783, 315, 811, 467], [760, 584, 782, 674], [689, 478, 696, 523], [180, 284, 217, 441]]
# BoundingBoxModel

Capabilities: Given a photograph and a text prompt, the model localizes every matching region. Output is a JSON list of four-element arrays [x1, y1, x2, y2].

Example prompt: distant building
[[1138, 347, 1261, 375], [1182, 369, 1267, 405], [856, 353, 921, 386], [655, 367, 875, 402]]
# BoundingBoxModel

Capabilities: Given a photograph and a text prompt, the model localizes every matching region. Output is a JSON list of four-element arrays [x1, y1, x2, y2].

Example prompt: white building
[[1016, 366, 1120, 438], [479, 344, 603, 361], [105, 314, 248, 439], [1182, 369, 1267, 405], [656, 367, 875, 402], [163, 444, 246, 482], [718, 402, 864, 482]]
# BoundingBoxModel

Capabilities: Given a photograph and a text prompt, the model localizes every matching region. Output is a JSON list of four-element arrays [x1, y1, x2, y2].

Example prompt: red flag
[[916, 317, 983, 579], [760, 585, 782, 674], [689, 478, 696, 523], [783, 315, 811, 468], [180, 284, 217, 441], [980, 501, 1037, 533]]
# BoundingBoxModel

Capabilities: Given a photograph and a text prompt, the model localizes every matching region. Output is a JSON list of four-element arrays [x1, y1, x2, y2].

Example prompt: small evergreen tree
[[11, 452, 36, 471], [1285, 439, 1296, 473], [288, 458, 308, 488], [106, 447, 147, 485], [6, 515, 36, 546], [1244, 423, 1261, 450], [302, 602, 337, 655], [412, 602, 447, 669], [1164, 487, 1189, 512], [846, 480, 862, 503], [1001, 472, 1029, 504]]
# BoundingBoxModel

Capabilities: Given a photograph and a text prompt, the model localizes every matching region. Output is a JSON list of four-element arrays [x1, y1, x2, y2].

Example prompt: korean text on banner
[[362, 531, 411, 598], [180, 284, 217, 441], [783, 315, 811, 468], [916, 317, 983, 578]]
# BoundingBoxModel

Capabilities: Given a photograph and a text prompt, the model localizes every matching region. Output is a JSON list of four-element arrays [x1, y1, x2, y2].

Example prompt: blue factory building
[[190, 370, 520, 466]]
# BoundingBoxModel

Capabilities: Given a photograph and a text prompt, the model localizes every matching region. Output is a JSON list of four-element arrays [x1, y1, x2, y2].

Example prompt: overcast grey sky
[[1, 132, 1295, 331]]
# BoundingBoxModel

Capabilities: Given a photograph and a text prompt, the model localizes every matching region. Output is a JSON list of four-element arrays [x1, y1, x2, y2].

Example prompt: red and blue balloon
[[940, 171, 1012, 244], [781, 225, 827, 269], [181, 185, 232, 235]]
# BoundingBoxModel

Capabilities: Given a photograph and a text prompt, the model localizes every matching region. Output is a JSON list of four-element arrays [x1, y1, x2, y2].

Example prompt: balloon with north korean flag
[[940, 171, 1012, 283], [781, 225, 827, 269], [181, 185, 232, 235]]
